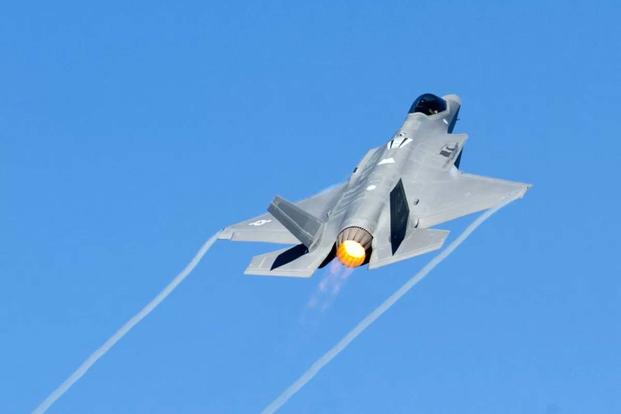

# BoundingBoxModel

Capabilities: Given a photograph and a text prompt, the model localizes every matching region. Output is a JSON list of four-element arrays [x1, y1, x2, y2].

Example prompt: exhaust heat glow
[[336, 240, 366, 268]]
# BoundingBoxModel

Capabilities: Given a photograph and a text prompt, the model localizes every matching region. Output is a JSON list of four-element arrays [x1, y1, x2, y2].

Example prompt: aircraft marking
[[377, 158, 395, 165], [249, 219, 272, 226]]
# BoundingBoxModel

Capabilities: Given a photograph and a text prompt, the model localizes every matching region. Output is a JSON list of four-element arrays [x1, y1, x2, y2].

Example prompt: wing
[[368, 179, 449, 269], [368, 166, 528, 268], [218, 183, 346, 244], [409, 169, 529, 228], [402, 130, 529, 227]]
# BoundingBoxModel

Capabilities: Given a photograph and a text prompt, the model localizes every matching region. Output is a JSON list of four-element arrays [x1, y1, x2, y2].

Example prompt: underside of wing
[[368, 180, 449, 269], [410, 170, 530, 228], [368, 169, 528, 268], [218, 182, 346, 244]]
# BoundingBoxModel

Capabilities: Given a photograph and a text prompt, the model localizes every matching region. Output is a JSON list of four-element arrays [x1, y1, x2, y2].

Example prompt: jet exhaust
[[335, 227, 372, 268]]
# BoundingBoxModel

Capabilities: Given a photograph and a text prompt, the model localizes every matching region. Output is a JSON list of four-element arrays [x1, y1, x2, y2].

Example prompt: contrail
[[32, 231, 221, 414], [261, 197, 519, 414]]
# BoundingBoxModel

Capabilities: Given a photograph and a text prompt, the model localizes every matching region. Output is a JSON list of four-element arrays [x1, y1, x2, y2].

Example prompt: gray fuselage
[[323, 95, 461, 245]]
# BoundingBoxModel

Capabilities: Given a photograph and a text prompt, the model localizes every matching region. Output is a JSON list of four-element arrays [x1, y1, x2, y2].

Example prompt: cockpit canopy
[[409, 93, 447, 116]]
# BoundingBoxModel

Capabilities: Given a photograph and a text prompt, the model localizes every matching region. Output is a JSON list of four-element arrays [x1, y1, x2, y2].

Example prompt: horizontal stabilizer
[[219, 183, 345, 245], [244, 244, 333, 278], [369, 228, 449, 270], [220, 227, 299, 244]]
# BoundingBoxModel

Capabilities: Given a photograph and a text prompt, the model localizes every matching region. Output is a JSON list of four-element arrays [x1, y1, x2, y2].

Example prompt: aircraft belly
[[337, 176, 399, 234]]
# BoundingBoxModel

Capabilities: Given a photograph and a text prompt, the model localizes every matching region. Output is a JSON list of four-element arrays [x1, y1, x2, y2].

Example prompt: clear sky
[[1, 1, 620, 413]]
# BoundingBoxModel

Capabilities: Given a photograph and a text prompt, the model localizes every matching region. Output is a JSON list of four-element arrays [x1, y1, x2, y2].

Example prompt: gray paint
[[220, 94, 530, 277]]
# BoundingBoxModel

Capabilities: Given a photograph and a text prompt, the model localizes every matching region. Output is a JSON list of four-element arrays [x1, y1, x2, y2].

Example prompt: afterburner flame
[[336, 240, 366, 268]]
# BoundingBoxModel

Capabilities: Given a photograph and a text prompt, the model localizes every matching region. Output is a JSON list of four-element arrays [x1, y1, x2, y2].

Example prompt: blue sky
[[1, 1, 620, 413]]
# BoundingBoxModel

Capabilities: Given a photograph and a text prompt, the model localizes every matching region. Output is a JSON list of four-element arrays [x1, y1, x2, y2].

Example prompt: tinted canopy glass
[[409, 93, 447, 116]]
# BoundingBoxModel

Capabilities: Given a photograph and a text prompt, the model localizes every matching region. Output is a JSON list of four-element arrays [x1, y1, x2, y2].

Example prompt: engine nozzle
[[336, 227, 373, 268]]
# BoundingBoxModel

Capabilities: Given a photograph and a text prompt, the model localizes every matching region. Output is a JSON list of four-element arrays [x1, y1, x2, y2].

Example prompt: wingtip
[[514, 183, 531, 199]]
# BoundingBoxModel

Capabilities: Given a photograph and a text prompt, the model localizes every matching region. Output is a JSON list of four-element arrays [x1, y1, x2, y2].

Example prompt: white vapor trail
[[32, 232, 221, 414], [261, 197, 518, 414]]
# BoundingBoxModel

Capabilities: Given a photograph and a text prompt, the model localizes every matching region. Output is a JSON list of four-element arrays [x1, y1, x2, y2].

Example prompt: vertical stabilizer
[[268, 196, 323, 248]]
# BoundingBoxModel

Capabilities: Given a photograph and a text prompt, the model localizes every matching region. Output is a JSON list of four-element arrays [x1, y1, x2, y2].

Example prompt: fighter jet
[[219, 93, 529, 277]]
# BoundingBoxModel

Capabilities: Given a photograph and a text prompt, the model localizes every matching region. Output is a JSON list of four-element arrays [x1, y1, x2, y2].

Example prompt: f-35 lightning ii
[[219, 93, 529, 277]]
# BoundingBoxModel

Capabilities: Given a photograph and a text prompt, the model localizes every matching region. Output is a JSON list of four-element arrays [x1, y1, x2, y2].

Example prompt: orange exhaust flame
[[336, 240, 366, 268]]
